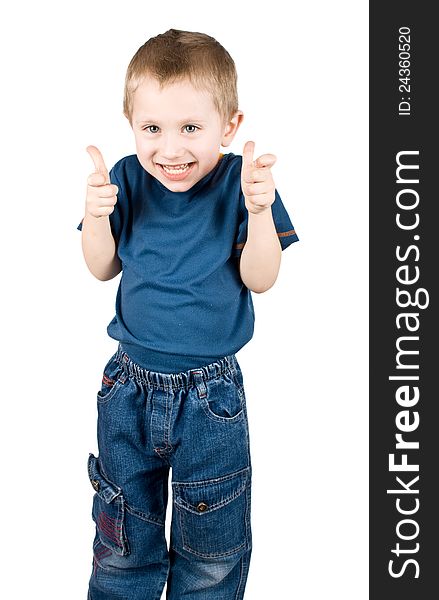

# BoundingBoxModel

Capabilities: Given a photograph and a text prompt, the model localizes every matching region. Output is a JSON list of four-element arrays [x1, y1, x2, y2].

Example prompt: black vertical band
[[370, 2, 438, 597]]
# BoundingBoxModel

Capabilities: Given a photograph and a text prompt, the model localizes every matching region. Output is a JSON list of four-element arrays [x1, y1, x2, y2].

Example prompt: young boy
[[78, 29, 298, 600]]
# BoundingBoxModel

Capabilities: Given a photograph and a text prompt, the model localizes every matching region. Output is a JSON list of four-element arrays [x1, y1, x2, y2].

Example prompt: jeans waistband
[[114, 343, 239, 391]]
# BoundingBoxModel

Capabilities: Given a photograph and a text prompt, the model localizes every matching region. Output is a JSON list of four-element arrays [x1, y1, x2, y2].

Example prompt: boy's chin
[[159, 179, 197, 192]]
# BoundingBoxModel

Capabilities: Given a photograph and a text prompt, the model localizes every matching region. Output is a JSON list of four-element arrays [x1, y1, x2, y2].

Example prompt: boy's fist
[[241, 141, 276, 214], [85, 145, 118, 219]]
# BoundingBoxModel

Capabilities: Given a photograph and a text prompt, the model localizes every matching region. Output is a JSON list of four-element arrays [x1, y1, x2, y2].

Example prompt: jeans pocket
[[201, 373, 244, 423], [97, 353, 126, 404], [173, 467, 251, 558], [87, 453, 130, 556]]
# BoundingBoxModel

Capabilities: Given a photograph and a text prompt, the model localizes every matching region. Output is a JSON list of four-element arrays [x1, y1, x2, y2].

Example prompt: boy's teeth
[[162, 163, 190, 172]]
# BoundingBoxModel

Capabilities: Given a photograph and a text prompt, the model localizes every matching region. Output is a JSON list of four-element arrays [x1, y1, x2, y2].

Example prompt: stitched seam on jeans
[[181, 532, 246, 559], [175, 485, 246, 514], [172, 466, 250, 489], [125, 503, 165, 527], [97, 379, 123, 404], [234, 554, 248, 600], [163, 386, 173, 452], [200, 399, 244, 424]]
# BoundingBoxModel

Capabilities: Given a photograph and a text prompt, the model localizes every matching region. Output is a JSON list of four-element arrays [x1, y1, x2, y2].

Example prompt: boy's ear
[[221, 111, 244, 147]]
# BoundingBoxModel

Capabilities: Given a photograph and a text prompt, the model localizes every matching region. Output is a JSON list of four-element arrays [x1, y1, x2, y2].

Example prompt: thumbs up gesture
[[85, 145, 119, 219], [240, 141, 277, 215]]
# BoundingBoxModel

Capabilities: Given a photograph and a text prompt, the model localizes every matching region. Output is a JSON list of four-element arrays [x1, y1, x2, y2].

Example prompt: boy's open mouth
[[157, 161, 196, 181]]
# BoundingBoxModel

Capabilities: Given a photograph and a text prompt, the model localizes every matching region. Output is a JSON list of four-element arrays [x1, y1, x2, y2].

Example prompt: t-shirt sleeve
[[233, 189, 299, 257], [76, 167, 124, 244]]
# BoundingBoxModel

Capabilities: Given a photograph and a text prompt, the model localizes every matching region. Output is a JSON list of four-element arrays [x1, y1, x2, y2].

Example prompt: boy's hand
[[85, 145, 118, 219], [241, 141, 277, 215]]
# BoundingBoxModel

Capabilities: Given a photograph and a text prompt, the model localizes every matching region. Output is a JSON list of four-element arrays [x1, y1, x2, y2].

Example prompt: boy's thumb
[[87, 145, 110, 182]]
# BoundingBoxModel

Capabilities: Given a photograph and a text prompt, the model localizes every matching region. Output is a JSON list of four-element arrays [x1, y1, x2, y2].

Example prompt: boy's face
[[131, 77, 242, 192]]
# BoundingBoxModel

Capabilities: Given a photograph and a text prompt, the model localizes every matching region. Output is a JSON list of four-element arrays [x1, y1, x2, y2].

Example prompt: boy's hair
[[123, 29, 238, 126]]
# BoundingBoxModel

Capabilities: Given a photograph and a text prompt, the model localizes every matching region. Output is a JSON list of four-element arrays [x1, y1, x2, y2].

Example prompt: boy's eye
[[142, 125, 198, 133]]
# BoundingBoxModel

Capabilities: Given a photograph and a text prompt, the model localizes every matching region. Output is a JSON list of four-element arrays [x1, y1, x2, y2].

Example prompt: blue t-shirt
[[77, 152, 298, 372]]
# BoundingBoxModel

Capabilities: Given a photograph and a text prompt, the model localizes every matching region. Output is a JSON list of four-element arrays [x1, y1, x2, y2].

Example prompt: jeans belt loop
[[192, 370, 207, 399]]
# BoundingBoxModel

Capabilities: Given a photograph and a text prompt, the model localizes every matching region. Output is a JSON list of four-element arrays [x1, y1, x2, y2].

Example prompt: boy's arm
[[238, 141, 282, 293], [80, 146, 122, 281], [239, 209, 281, 293], [81, 213, 122, 281]]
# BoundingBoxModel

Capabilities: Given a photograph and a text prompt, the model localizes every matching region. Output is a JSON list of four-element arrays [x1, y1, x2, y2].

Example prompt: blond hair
[[123, 29, 238, 125]]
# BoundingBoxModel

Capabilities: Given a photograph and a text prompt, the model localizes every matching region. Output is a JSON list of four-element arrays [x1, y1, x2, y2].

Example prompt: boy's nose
[[160, 134, 185, 161]]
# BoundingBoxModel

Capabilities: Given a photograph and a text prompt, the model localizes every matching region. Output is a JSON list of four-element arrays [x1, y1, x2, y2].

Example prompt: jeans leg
[[88, 354, 170, 600], [88, 476, 170, 600], [166, 362, 252, 599]]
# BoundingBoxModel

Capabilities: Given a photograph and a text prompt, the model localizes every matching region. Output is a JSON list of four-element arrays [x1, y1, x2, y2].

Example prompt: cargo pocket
[[97, 352, 127, 404], [87, 453, 130, 556], [172, 467, 250, 558]]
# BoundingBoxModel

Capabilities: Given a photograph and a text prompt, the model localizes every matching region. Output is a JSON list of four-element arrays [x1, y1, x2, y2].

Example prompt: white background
[[1, 1, 368, 598]]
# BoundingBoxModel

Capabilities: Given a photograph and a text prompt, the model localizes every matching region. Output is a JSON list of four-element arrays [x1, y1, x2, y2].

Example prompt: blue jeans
[[87, 344, 252, 599]]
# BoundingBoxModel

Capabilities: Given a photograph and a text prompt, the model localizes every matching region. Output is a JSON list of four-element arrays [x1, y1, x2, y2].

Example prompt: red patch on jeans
[[97, 511, 122, 544], [102, 374, 115, 386], [95, 545, 112, 559]]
